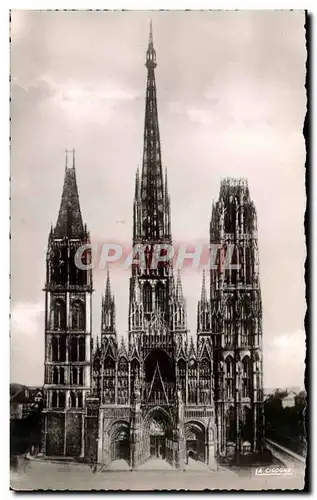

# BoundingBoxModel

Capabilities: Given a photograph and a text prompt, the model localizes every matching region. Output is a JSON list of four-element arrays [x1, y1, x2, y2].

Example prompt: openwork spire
[[140, 21, 166, 241]]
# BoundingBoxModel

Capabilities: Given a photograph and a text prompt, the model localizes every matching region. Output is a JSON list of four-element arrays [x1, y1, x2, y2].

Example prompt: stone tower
[[43, 150, 93, 457], [209, 178, 264, 457]]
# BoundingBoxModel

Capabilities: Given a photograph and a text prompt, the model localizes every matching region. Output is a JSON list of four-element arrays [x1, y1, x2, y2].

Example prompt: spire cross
[[72, 148, 76, 168]]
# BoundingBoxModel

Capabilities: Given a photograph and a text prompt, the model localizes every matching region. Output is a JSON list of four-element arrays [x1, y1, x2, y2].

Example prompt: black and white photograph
[[9, 10, 307, 491]]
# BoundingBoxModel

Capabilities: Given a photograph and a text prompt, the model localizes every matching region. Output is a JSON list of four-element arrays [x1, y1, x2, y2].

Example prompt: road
[[10, 456, 305, 491]]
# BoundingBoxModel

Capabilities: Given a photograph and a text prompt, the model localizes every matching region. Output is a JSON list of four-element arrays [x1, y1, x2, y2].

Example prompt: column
[[97, 409, 104, 464], [115, 360, 118, 404], [85, 292, 91, 335], [63, 412, 67, 456], [80, 413, 85, 458]]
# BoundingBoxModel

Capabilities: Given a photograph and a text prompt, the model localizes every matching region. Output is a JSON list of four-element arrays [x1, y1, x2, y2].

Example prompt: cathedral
[[42, 24, 264, 468]]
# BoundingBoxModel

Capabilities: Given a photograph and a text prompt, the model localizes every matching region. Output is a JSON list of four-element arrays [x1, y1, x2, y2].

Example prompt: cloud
[[10, 301, 45, 385], [263, 329, 306, 389], [33, 77, 140, 125], [11, 301, 44, 337]]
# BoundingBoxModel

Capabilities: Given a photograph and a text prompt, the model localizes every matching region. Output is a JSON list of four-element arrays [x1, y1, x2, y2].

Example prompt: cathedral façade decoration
[[42, 23, 264, 468]]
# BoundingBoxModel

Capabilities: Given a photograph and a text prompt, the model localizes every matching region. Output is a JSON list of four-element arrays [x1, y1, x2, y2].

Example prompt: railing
[[265, 438, 306, 465]]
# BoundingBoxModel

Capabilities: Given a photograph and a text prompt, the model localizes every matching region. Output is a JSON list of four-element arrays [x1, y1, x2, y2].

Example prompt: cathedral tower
[[209, 178, 264, 457], [43, 150, 93, 457]]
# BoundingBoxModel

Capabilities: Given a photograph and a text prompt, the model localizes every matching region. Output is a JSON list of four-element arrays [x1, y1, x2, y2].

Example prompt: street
[[10, 456, 305, 491]]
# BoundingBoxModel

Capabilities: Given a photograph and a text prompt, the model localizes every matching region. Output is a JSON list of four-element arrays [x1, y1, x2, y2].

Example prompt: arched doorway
[[110, 421, 130, 464], [143, 408, 173, 464], [185, 421, 206, 463]]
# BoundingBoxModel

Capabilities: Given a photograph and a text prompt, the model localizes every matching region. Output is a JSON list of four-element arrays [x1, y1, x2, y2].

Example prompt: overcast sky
[[10, 10, 306, 390]]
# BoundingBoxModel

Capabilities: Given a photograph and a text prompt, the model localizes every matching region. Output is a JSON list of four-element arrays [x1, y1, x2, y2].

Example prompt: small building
[[10, 384, 43, 420], [295, 391, 306, 406], [281, 391, 297, 408]]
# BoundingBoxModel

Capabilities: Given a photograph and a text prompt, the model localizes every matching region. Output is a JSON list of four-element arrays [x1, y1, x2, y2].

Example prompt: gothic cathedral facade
[[42, 24, 264, 467]]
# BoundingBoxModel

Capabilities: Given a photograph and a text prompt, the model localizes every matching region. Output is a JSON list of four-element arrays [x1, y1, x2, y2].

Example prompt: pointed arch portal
[[110, 421, 130, 464], [143, 408, 173, 464], [185, 421, 206, 463]]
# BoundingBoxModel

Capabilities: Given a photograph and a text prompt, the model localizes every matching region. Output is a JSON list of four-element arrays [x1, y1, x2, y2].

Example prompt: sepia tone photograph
[[10, 10, 307, 491]]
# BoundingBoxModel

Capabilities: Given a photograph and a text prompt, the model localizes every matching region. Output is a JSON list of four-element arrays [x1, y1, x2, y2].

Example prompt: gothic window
[[69, 391, 76, 408], [77, 393, 83, 408], [72, 366, 78, 385], [188, 359, 197, 404], [143, 283, 152, 313], [59, 336, 66, 362], [51, 336, 66, 362], [71, 337, 78, 362], [52, 391, 58, 408], [51, 248, 61, 284], [156, 283, 165, 312], [177, 359, 186, 400], [103, 356, 115, 404], [225, 298, 234, 321], [52, 337, 58, 362], [69, 247, 79, 285], [51, 390, 65, 409], [226, 407, 235, 443], [78, 248, 90, 286], [226, 357, 234, 399], [225, 298, 234, 345], [242, 406, 253, 442], [224, 199, 236, 234], [53, 366, 65, 385], [70, 336, 85, 362], [199, 358, 211, 404], [79, 367, 83, 385], [241, 322, 250, 347], [51, 247, 67, 285], [59, 392, 65, 408], [178, 359, 186, 378], [79, 336, 85, 361], [71, 300, 85, 330], [231, 246, 238, 285], [239, 247, 244, 282], [117, 357, 128, 405], [245, 247, 252, 284], [242, 357, 251, 398], [131, 359, 140, 380], [225, 322, 234, 346], [71, 366, 84, 385], [51, 299, 66, 330]]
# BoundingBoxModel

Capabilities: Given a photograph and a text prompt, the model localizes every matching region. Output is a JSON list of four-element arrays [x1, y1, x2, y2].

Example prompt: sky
[[10, 10, 306, 390]]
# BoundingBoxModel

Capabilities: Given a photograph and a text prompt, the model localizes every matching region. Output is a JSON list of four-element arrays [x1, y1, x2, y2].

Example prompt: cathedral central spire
[[138, 21, 166, 242]]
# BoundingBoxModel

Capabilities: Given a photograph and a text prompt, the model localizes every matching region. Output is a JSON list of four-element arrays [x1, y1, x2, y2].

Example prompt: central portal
[[149, 417, 166, 459], [142, 408, 173, 465], [150, 436, 166, 459]]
